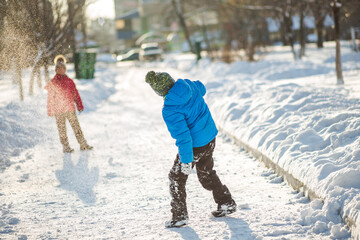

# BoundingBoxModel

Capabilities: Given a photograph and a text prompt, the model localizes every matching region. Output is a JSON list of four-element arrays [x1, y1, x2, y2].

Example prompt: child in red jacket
[[45, 61, 93, 153]]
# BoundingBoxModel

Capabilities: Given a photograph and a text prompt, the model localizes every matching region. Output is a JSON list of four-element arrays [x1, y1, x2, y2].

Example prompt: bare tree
[[67, 0, 77, 55], [2, 1, 35, 100], [68, 0, 91, 50], [208, 0, 263, 62], [213, 0, 301, 61], [280, 0, 296, 59], [309, 0, 331, 48], [179, 0, 218, 60], [171, 0, 195, 53], [2, 0, 87, 100], [298, 1, 307, 58], [342, 0, 360, 52], [0, 0, 6, 70]]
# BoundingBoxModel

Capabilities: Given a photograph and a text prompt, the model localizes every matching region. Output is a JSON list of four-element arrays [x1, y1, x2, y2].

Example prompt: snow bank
[[0, 97, 49, 170], [162, 42, 360, 238]]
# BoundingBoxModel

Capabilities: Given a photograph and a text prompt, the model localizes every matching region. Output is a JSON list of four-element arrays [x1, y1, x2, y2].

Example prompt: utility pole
[[332, 0, 344, 85]]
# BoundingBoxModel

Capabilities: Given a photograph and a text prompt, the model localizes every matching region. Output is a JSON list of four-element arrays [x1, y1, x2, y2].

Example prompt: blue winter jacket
[[162, 79, 218, 163]]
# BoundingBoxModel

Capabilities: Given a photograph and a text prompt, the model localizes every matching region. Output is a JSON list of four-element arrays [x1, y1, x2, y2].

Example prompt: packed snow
[[0, 42, 359, 239]]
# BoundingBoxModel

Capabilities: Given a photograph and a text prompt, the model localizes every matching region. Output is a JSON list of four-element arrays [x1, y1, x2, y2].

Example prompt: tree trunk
[[171, 0, 194, 53], [316, 21, 324, 48], [36, 68, 42, 88], [19, 77, 24, 101], [333, 0, 344, 84], [11, 58, 18, 84], [0, 0, 4, 62], [350, 27, 359, 52], [312, 1, 326, 48], [280, 21, 287, 46], [80, 8, 87, 49], [221, 22, 234, 63], [282, 0, 296, 59], [16, 60, 24, 101], [247, 32, 255, 62], [222, 38, 233, 63], [284, 15, 296, 59], [29, 61, 43, 96], [200, 12, 214, 60], [29, 65, 37, 96], [67, 0, 76, 55], [299, 2, 306, 58], [44, 63, 50, 83]]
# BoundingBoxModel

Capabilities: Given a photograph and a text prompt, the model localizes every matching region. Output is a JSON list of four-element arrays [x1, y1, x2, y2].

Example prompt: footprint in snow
[[17, 173, 29, 183]]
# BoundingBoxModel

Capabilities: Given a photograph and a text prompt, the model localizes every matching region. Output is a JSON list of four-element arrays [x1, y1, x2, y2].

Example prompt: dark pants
[[168, 138, 233, 221]]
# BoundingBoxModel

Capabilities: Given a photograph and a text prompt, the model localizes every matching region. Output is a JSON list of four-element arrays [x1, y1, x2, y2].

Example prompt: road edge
[[220, 128, 359, 239]]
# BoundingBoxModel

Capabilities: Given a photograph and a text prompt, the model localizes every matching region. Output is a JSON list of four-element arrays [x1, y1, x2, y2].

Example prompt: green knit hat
[[145, 71, 175, 96]]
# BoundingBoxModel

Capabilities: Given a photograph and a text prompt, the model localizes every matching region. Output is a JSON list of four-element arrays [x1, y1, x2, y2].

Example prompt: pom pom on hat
[[145, 71, 175, 96], [54, 54, 67, 64], [54, 54, 67, 71]]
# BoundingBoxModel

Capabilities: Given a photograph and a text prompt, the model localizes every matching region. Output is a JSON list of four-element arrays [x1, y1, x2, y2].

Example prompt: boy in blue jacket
[[145, 71, 236, 228]]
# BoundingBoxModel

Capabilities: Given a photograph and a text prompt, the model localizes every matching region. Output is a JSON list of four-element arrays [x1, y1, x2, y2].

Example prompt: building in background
[[114, 0, 177, 51], [88, 18, 117, 53], [112, 0, 222, 53], [114, 0, 141, 51]]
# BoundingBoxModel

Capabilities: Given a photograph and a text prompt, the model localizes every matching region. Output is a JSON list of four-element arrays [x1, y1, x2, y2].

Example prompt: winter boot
[[165, 219, 188, 228], [63, 145, 74, 153], [211, 199, 237, 217], [165, 215, 189, 228], [80, 143, 93, 151]]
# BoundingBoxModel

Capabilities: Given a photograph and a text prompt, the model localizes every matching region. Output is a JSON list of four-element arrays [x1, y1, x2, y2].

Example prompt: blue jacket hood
[[164, 79, 191, 106]]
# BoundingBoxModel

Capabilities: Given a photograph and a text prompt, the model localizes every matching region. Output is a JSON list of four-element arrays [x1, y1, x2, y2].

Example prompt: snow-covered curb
[[220, 128, 359, 238], [220, 128, 320, 200]]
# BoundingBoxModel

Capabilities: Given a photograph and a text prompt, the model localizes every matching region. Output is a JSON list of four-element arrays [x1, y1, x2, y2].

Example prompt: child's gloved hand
[[181, 162, 192, 175], [78, 110, 83, 114]]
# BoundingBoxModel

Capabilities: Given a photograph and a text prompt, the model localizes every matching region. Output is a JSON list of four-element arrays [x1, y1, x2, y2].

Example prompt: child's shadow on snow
[[168, 216, 252, 240], [212, 216, 253, 239], [168, 226, 201, 240], [55, 152, 99, 204]]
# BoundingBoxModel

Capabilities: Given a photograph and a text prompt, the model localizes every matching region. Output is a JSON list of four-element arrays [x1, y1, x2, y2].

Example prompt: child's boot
[[63, 144, 74, 153], [211, 185, 237, 217], [211, 199, 237, 217], [165, 204, 188, 228], [165, 214, 188, 228], [80, 142, 93, 151]]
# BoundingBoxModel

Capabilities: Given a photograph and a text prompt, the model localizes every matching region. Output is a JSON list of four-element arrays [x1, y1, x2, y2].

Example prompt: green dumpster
[[74, 50, 97, 79]]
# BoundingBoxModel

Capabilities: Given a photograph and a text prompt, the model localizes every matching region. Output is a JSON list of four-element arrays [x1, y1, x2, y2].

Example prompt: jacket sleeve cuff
[[179, 152, 193, 163]]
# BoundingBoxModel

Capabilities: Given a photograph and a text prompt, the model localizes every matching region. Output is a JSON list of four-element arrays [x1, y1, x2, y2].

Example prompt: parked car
[[139, 43, 163, 61], [117, 49, 140, 62]]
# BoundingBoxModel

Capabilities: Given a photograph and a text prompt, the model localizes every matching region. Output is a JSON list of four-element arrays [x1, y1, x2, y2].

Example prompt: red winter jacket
[[45, 74, 84, 116]]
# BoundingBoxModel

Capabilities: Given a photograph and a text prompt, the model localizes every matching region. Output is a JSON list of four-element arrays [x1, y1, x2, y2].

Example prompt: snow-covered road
[[0, 63, 346, 239]]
